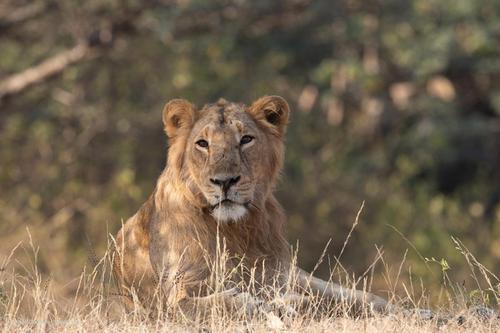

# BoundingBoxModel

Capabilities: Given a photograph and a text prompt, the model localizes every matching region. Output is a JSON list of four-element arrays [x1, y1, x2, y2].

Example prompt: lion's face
[[186, 102, 262, 222], [162, 96, 290, 222]]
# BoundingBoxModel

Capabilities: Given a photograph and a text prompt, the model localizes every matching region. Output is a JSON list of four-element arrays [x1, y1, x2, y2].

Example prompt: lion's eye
[[196, 139, 209, 148], [240, 135, 254, 145]]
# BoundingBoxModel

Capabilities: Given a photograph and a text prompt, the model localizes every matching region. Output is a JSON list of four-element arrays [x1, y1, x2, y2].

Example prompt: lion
[[113, 96, 391, 318]]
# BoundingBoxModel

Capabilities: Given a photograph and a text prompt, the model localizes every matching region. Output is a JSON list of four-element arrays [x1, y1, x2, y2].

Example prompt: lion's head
[[161, 96, 290, 222]]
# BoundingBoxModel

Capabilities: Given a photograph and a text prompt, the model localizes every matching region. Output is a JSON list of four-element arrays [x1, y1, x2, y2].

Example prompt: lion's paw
[[231, 292, 265, 317]]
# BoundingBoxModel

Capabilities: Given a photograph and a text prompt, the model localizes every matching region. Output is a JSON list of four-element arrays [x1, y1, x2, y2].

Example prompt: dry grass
[[0, 229, 498, 332]]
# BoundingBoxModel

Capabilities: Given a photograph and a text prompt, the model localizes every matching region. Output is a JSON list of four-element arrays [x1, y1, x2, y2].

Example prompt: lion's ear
[[248, 95, 290, 137], [162, 99, 196, 138]]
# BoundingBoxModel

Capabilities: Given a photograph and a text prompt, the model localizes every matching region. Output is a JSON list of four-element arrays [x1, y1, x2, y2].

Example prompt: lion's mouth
[[209, 199, 252, 211], [209, 199, 250, 222], [210, 199, 235, 210]]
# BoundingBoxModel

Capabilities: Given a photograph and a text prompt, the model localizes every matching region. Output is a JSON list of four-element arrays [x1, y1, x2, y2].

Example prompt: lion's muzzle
[[209, 175, 241, 196]]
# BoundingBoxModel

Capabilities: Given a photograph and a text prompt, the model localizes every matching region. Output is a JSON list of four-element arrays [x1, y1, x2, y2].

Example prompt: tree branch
[[0, 43, 91, 100]]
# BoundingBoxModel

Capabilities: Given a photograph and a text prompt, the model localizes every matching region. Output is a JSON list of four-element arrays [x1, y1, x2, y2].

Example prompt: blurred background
[[0, 0, 499, 300]]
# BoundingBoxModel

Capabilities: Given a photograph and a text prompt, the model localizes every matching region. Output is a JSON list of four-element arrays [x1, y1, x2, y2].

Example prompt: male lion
[[113, 96, 390, 317]]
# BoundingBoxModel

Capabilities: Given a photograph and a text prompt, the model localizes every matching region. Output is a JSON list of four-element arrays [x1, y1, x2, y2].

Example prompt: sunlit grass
[[0, 227, 498, 332]]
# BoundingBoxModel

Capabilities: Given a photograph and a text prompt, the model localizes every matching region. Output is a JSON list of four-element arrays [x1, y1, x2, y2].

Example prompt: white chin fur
[[211, 204, 247, 222]]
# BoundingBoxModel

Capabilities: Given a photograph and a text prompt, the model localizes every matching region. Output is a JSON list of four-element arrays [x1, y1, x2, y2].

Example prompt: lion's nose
[[210, 175, 241, 194]]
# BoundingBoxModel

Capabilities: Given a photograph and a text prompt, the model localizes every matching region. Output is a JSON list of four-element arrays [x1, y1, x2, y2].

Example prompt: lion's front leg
[[293, 267, 392, 315], [172, 288, 266, 319]]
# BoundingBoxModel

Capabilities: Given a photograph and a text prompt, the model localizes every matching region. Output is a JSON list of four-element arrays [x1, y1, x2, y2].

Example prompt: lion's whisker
[[248, 202, 263, 214]]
